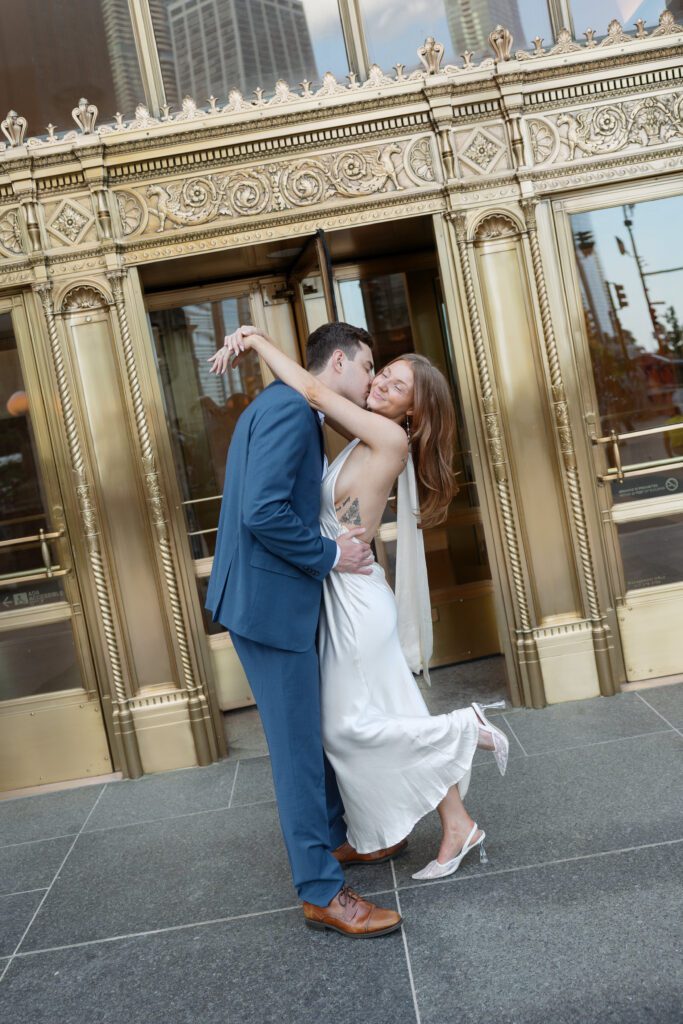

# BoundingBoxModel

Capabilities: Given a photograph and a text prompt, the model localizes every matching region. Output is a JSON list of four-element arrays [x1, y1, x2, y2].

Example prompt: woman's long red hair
[[386, 353, 457, 529]]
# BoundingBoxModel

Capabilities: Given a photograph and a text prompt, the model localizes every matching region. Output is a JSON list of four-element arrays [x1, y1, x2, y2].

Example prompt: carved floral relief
[[117, 138, 437, 238], [452, 125, 510, 177], [525, 92, 683, 166]]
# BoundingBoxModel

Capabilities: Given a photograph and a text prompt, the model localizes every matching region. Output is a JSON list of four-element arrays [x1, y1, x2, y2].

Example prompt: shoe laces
[[338, 885, 361, 910]]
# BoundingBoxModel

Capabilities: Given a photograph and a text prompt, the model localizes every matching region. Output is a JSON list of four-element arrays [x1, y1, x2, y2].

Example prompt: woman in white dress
[[216, 327, 509, 880]]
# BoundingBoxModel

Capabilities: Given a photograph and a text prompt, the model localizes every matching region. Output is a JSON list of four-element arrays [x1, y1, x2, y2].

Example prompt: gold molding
[[107, 269, 213, 766], [521, 199, 616, 695], [450, 211, 544, 706], [34, 282, 143, 776]]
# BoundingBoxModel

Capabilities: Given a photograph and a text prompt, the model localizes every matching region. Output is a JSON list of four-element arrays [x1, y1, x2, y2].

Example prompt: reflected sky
[[570, 0, 664, 33], [306, 0, 553, 77], [577, 197, 683, 353]]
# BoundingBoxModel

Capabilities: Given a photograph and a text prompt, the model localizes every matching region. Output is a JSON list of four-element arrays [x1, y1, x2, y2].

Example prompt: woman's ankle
[[477, 726, 495, 751]]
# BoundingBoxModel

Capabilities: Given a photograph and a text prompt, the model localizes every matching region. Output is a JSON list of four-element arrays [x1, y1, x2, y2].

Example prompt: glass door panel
[[571, 197, 683, 585], [336, 264, 499, 666], [148, 294, 260, 562], [0, 301, 111, 789], [570, 195, 683, 680]]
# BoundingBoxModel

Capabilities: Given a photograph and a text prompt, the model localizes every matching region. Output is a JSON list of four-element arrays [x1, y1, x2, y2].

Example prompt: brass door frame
[[0, 293, 113, 788], [140, 272, 303, 718], [549, 176, 683, 680]]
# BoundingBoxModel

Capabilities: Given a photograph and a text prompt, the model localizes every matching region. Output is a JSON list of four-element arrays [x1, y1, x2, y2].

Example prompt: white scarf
[[395, 453, 433, 684]]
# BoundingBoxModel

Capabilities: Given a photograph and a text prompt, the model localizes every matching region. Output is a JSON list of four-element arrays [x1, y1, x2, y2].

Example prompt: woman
[[212, 326, 509, 880]]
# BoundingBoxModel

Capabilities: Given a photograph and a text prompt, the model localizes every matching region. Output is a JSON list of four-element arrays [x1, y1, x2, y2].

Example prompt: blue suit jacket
[[205, 380, 338, 652]]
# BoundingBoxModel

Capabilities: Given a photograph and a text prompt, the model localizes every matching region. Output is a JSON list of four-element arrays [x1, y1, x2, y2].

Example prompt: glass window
[[571, 198, 683, 474], [336, 269, 492, 598], [617, 513, 683, 589], [570, 1, 663, 39], [0, 1, 144, 134], [151, 0, 349, 110], [148, 295, 263, 561], [0, 619, 83, 701], [360, 0, 552, 71], [0, 313, 66, 609]]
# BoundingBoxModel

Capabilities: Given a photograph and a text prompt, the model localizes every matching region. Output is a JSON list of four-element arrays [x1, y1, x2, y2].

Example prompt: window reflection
[[360, 0, 551, 71], [571, 198, 683, 483], [151, 0, 349, 109], [0, 619, 83, 701], [570, 0, 664, 37], [617, 513, 683, 589], [0, 314, 65, 609], [0, 1, 143, 133], [336, 270, 491, 596], [149, 295, 263, 560]]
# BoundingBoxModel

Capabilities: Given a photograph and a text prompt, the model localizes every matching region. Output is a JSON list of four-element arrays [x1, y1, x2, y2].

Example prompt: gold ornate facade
[[2, 8, 683, 791]]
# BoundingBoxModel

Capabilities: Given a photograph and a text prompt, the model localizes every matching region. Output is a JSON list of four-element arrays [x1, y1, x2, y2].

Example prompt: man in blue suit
[[206, 322, 402, 938]]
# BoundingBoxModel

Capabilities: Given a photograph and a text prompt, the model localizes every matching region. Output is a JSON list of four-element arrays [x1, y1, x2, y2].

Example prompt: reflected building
[[161, 0, 318, 103], [446, 0, 526, 57]]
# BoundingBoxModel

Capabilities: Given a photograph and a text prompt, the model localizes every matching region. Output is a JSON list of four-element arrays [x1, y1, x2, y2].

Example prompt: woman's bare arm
[[210, 326, 408, 465]]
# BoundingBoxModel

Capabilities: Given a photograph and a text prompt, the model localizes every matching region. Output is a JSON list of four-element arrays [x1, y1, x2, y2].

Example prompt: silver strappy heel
[[472, 700, 509, 776]]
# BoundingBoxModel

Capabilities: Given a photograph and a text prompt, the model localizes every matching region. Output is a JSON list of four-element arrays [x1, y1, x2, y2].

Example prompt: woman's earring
[[405, 416, 412, 443]]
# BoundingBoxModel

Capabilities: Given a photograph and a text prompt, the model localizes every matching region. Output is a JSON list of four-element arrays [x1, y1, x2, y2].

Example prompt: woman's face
[[366, 359, 414, 422]]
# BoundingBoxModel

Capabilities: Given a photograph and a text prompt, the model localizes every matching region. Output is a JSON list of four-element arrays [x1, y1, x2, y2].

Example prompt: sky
[[299, 1, 668, 82], [574, 196, 683, 352]]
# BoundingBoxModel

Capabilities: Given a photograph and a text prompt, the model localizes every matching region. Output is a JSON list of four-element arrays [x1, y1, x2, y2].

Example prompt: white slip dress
[[318, 440, 480, 853]]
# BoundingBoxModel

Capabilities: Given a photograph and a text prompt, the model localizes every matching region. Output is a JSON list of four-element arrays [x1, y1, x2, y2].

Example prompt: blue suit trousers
[[230, 631, 347, 907]]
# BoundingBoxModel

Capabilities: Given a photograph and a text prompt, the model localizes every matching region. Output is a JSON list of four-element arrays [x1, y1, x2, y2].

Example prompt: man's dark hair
[[305, 322, 374, 373]]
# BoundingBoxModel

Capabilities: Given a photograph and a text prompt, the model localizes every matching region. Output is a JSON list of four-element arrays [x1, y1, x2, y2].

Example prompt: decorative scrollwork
[[143, 143, 409, 232], [116, 191, 146, 236], [405, 137, 435, 183], [61, 285, 108, 312], [418, 37, 445, 75], [1, 110, 27, 147], [72, 97, 98, 134], [474, 214, 519, 241], [279, 161, 329, 206], [488, 24, 513, 61], [554, 94, 683, 163], [0, 210, 23, 255]]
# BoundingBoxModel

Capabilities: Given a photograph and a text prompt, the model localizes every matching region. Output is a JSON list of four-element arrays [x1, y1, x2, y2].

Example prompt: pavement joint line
[[82, 796, 278, 836], [0, 832, 79, 851], [8, 834, 683, 968], [0, 783, 108, 985], [227, 760, 240, 809], [501, 713, 528, 756], [361, 835, 683, 902], [8, 901, 304, 961], [504, 727, 674, 760], [5, 729, 676, 848], [0, 888, 49, 899], [634, 691, 683, 738], [391, 859, 422, 1024]]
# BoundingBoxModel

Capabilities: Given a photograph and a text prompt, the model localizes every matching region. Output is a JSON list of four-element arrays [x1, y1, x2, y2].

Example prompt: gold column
[[35, 283, 143, 777], [107, 270, 213, 765], [521, 200, 616, 695], [450, 213, 545, 707]]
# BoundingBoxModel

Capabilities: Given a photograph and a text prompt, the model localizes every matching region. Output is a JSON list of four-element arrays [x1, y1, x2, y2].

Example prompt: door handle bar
[[0, 528, 64, 550]]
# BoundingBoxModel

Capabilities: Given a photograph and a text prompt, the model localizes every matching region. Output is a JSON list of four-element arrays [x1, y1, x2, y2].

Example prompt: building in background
[[446, 0, 525, 57], [161, 0, 318, 104]]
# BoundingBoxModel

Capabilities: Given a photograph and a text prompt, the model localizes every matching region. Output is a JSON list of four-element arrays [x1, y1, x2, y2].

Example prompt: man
[[206, 322, 403, 938]]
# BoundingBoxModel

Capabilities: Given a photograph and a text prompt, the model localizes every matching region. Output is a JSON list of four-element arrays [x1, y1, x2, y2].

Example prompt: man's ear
[[332, 348, 345, 373]]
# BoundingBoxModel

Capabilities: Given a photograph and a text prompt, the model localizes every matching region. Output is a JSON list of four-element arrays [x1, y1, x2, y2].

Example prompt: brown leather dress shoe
[[303, 885, 402, 938], [332, 838, 408, 866]]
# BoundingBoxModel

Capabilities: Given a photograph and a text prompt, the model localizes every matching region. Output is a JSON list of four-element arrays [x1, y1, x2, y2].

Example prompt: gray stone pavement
[[1, 660, 681, 1023]]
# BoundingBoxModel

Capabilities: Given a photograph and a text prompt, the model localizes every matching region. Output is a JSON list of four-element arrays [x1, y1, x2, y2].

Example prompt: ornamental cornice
[[1, 11, 681, 174], [113, 136, 440, 241]]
